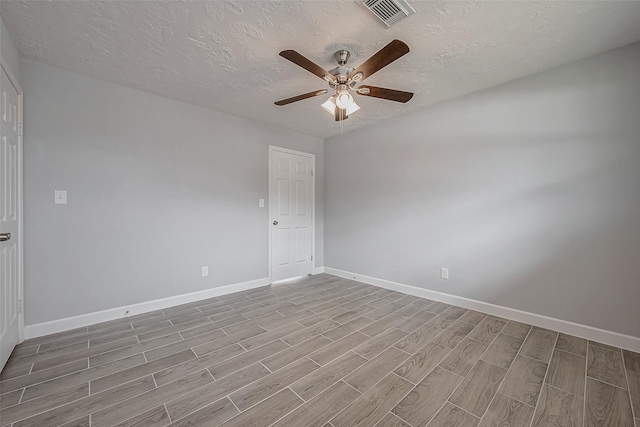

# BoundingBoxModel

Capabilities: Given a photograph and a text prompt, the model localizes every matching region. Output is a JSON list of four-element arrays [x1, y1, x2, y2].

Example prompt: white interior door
[[0, 62, 23, 370], [269, 147, 314, 282]]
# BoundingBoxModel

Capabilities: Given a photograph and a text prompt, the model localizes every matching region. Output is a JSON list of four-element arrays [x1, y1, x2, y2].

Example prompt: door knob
[[0, 233, 10, 242], [273, 221, 278, 226]]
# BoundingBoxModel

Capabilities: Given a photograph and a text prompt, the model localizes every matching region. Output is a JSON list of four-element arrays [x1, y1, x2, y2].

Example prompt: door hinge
[[311, 255, 313, 261], [311, 170, 314, 177], [18, 123, 23, 136], [18, 299, 23, 312]]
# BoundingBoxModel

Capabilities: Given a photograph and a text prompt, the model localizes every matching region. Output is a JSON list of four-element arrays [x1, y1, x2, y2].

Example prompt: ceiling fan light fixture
[[336, 91, 354, 109], [321, 96, 337, 115], [346, 100, 360, 115]]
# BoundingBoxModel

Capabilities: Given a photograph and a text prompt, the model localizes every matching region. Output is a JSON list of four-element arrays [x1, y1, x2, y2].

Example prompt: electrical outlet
[[202, 266, 209, 277], [440, 267, 449, 280], [54, 190, 67, 204], [259, 198, 265, 208]]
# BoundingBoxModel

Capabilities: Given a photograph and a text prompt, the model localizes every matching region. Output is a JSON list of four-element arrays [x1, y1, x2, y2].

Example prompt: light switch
[[259, 199, 265, 208], [54, 190, 67, 205]]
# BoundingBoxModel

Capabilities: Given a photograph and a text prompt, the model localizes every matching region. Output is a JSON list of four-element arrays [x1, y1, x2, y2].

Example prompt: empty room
[[0, 1, 639, 426]]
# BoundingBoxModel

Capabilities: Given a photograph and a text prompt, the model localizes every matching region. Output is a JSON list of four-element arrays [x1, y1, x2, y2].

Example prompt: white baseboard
[[24, 277, 270, 339], [312, 266, 325, 275], [324, 267, 640, 352]]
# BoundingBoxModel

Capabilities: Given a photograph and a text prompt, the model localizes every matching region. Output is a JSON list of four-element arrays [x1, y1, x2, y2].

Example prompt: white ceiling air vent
[[362, 0, 415, 27]]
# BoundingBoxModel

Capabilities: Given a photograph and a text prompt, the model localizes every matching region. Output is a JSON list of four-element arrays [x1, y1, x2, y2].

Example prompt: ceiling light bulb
[[335, 91, 353, 109]]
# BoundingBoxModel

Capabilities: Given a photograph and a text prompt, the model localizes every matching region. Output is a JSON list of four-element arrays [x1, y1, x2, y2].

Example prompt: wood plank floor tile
[[0, 360, 33, 380], [60, 415, 90, 427], [532, 384, 583, 427], [223, 388, 303, 427], [360, 314, 405, 337], [261, 335, 330, 372], [143, 329, 226, 362], [9, 345, 39, 359], [376, 412, 412, 427], [546, 349, 586, 396], [91, 349, 194, 394], [395, 310, 437, 334], [520, 329, 555, 363], [192, 326, 266, 357], [0, 388, 23, 409], [8, 341, 89, 372], [353, 328, 407, 360], [469, 316, 507, 344], [4, 275, 635, 427], [394, 341, 452, 384], [0, 358, 88, 394], [587, 343, 627, 389], [393, 324, 441, 354], [623, 349, 640, 372], [230, 357, 318, 411], [309, 332, 370, 365], [153, 343, 245, 387], [165, 363, 269, 421], [457, 310, 487, 326], [345, 347, 411, 394], [555, 333, 587, 357], [478, 393, 534, 427], [440, 337, 488, 377], [0, 382, 88, 425], [29, 336, 138, 372], [323, 317, 373, 341], [271, 381, 361, 427], [137, 318, 211, 343], [433, 320, 476, 349], [480, 333, 523, 369], [585, 377, 634, 427], [239, 322, 304, 351], [427, 402, 480, 427], [291, 352, 367, 401], [395, 299, 434, 318], [498, 355, 547, 407], [23, 353, 146, 401], [12, 375, 155, 427], [449, 360, 508, 417], [210, 340, 289, 379], [501, 321, 531, 340], [427, 307, 468, 329], [331, 373, 413, 427], [91, 369, 214, 426], [112, 405, 169, 427], [392, 367, 463, 427], [282, 319, 340, 346], [167, 397, 238, 427], [625, 369, 640, 417], [426, 302, 450, 314], [89, 334, 182, 367], [179, 316, 246, 339]]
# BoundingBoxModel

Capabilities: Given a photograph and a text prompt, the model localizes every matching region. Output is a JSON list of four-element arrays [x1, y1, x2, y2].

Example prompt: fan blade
[[356, 85, 413, 103], [279, 50, 336, 83], [334, 107, 348, 121], [274, 89, 329, 106], [348, 40, 409, 82]]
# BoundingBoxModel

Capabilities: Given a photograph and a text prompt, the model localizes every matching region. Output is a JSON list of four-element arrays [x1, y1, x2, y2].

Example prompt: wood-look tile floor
[[1, 274, 639, 427]]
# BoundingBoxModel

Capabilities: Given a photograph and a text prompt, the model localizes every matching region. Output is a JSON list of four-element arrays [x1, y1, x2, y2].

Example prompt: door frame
[[268, 145, 315, 283], [1, 55, 24, 343]]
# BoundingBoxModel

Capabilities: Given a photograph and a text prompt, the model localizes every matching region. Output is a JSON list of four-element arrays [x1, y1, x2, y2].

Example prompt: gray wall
[[21, 59, 324, 325], [1, 15, 20, 81], [325, 43, 640, 337]]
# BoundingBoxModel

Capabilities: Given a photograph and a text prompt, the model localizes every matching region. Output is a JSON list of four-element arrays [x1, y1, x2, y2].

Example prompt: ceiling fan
[[274, 39, 413, 121]]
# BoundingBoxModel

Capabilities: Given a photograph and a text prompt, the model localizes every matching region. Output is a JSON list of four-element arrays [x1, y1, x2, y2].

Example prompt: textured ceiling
[[3, 1, 640, 138]]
